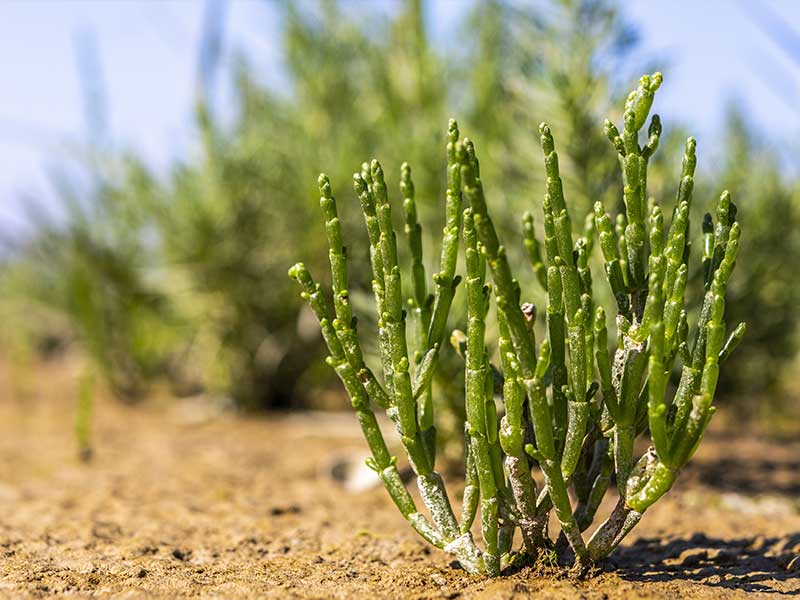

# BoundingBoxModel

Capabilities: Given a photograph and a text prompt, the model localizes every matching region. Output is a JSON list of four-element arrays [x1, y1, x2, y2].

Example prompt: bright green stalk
[[540, 124, 581, 323], [646, 268, 669, 465], [319, 174, 390, 409], [459, 136, 588, 562], [542, 195, 560, 265], [594, 201, 628, 313], [719, 322, 746, 364], [710, 191, 736, 285], [415, 121, 465, 464], [543, 196, 568, 439], [370, 160, 423, 459], [458, 140, 542, 440], [400, 162, 436, 457], [616, 213, 629, 288], [580, 292, 595, 395], [497, 307, 540, 551], [641, 114, 662, 161], [496, 314, 525, 459], [594, 307, 618, 420], [463, 209, 500, 575], [461, 422, 480, 535], [522, 212, 547, 290], [353, 170, 385, 306], [370, 160, 469, 549], [401, 162, 432, 340], [620, 73, 661, 291], [610, 332, 647, 494], [663, 137, 696, 296], [353, 174, 394, 397], [576, 238, 594, 389], [427, 120, 463, 351], [663, 264, 688, 363], [288, 263, 445, 550], [547, 264, 568, 442], [562, 308, 589, 479]]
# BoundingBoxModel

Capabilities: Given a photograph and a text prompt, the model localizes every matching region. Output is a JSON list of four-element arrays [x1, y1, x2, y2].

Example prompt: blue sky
[[0, 0, 798, 231]]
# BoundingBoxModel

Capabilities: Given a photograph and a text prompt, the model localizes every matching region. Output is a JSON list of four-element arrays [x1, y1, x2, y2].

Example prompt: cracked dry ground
[[0, 361, 799, 598]]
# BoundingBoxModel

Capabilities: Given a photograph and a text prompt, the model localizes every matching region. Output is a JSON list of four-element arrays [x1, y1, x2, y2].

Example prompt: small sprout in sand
[[75, 370, 95, 463], [290, 73, 743, 575]]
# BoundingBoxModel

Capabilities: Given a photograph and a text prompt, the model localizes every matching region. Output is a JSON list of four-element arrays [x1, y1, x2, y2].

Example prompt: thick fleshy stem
[[460, 422, 480, 535], [318, 174, 390, 409], [562, 309, 589, 479], [540, 123, 581, 323], [606, 72, 662, 292], [498, 308, 541, 553], [463, 209, 501, 576], [459, 137, 588, 563], [547, 264, 568, 444], [369, 160, 467, 547], [353, 174, 394, 397], [671, 220, 740, 457], [288, 264, 444, 550], [427, 119, 464, 351], [672, 211, 740, 435], [663, 139, 696, 297], [594, 201, 629, 315], [523, 212, 548, 290], [369, 160, 428, 469], [400, 162, 436, 462]]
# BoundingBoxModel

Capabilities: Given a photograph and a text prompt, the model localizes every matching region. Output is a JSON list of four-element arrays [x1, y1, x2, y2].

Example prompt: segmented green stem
[[319, 174, 390, 409], [463, 209, 501, 575], [497, 307, 540, 551], [427, 120, 464, 351], [288, 264, 443, 549], [523, 212, 548, 290], [400, 162, 437, 460], [459, 136, 587, 562]]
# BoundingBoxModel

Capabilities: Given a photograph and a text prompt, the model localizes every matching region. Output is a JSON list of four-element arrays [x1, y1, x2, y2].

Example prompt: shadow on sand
[[608, 532, 800, 595]]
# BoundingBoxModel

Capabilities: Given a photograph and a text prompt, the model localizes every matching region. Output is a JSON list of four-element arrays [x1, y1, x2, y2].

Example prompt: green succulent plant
[[290, 73, 743, 574]]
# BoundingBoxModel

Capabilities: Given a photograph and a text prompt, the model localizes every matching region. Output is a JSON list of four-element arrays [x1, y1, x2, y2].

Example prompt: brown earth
[[1, 360, 799, 598]]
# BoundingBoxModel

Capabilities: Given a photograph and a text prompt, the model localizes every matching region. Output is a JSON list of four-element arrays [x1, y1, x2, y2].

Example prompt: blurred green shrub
[[2, 0, 798, 416], [0, 173, 183, 400]]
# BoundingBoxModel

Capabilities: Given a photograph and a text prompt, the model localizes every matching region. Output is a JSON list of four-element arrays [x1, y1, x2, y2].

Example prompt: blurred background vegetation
[[0, 0, 798, 425]]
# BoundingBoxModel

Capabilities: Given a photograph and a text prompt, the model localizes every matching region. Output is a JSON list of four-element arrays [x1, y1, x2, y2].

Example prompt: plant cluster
[[290, 74, 744, 574]]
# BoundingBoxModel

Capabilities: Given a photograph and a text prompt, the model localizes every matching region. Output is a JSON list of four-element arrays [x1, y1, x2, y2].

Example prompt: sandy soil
[[1, 361, 799, 599]]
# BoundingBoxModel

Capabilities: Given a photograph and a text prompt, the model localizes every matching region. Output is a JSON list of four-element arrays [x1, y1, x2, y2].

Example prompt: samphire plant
[[289, 73, 744, 575]]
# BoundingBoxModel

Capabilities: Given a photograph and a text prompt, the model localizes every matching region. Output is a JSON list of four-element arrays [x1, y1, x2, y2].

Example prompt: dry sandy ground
[[1, 362, 799, 599]]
